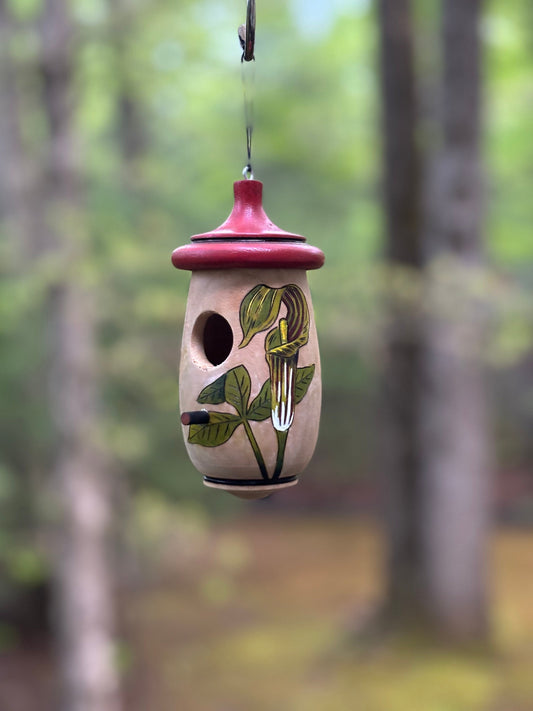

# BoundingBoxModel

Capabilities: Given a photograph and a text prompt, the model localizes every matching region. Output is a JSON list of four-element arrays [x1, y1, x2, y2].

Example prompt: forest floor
[[2, 514, 533, 711]]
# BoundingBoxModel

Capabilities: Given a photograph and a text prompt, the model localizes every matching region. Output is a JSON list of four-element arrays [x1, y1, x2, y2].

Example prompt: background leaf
[[197, 374, 227, 405], [247, 379, 271, 421], [224, 366, 251, 416], [187, 412, 242, 447], [295, 365, 315, 404]]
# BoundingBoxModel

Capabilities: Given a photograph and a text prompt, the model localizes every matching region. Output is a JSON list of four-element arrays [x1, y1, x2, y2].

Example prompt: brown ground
[[2, 515, 533, 711]]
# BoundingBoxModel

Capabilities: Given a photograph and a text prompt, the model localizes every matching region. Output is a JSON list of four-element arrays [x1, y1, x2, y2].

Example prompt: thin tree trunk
[[420, 0, 491, 641], [378, 0, 490, 642], [377, 0, 425, 623], [0, 0, 46, 586], [38, 1, 121, 708], [108, 0, 147, 175], [0, 0, 35, 252]]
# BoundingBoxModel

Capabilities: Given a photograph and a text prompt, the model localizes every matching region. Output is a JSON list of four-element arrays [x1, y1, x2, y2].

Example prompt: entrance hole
[[198, 312, 233, 366]]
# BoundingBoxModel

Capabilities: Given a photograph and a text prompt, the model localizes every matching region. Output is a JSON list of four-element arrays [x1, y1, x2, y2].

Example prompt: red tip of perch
[[181, 411, 210, 426]]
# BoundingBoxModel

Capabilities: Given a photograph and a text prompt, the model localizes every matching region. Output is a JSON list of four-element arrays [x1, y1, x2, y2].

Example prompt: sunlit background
[[1, 1, 532, 709]]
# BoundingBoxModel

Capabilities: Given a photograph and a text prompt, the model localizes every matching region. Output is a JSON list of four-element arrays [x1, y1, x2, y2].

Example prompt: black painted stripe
[[204, 475, 297, 487]]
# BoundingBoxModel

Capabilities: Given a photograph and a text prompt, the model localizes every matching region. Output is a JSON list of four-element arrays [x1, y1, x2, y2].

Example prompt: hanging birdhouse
[[172, 179, 324, 499]]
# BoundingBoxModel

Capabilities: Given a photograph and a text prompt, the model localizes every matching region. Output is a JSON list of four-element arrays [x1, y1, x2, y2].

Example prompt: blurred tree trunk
[[108, 0, 147, 176], [0, 0, 44, 600], [378, 0, 490, 641], [420, 0, 490, 641], [38, 1, 121, 709], [378, 0, 425, 625], [0, 0, 34, 251]]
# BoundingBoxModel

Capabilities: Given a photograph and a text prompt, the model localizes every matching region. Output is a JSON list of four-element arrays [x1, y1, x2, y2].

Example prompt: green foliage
[[485, 0, 533, 266]]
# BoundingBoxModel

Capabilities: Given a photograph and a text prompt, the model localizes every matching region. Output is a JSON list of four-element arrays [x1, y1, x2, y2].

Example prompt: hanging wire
[[241, 61, 255, 178], [238, 0, 255, 62], [238, 1, 256, 178]]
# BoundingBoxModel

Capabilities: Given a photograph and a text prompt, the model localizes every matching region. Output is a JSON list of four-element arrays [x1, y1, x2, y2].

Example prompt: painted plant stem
[[273, 430, 288, 480], [242, 418, 269, 480]]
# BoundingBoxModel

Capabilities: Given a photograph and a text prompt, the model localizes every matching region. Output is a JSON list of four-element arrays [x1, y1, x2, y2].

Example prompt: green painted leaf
[[247, 378, 271, 421], [239, 284, 284, 348], [197, 373, 226, 404], [188, 412, 242, 447], [266, 328, 309, 358], [265, 326, 281, 351], [294, 364, 315, 404], [224, 365, 251, 416]]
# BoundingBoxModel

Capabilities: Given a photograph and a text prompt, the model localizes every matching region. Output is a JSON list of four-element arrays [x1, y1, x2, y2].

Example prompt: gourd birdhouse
[[172, 180, 324, 499]]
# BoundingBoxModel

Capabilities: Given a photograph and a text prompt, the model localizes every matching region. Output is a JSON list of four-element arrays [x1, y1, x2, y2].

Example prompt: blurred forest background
[[1, 0, 533, 710]]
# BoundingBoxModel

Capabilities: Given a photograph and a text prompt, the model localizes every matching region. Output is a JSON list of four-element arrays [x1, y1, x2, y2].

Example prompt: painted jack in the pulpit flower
[[187, 283, 315, 480], [269, 318, 294, 432], [239, 283, 312, 478]]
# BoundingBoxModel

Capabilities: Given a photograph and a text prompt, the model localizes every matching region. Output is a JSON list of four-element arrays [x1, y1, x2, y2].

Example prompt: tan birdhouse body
[[172, 181, 324, 499]]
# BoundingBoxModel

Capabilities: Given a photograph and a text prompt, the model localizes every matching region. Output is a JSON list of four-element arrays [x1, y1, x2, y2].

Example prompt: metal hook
[[238, 0, 255, 62]]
